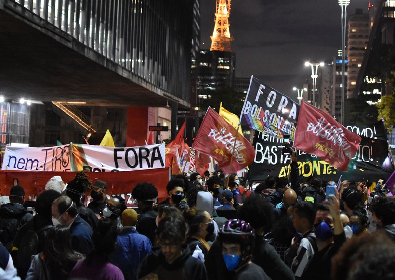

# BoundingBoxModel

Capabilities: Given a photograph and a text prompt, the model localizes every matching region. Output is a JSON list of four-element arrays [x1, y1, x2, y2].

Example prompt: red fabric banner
[[165, 122, 186, 174], [0, 168, 170, 203], [196, 151, 211, 176], [294, 101, 361, 171], [192, 107, 255, 174]]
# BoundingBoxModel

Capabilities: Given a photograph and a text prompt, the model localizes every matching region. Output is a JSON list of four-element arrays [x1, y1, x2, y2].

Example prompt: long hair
[[44, 226, 84, 280]]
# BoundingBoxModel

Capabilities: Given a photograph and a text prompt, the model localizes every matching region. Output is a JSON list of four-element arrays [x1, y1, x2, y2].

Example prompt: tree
[[376, 93, 395, 132]]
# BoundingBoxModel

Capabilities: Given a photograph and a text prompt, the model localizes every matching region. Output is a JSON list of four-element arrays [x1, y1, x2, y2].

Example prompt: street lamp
[[293, 87, 308, 104], [305, 61, 324, 107], [339, 0, 350, 125]]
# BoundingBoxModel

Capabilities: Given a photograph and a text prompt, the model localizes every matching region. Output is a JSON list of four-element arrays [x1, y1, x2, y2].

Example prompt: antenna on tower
[[210, 0, 233, 52]]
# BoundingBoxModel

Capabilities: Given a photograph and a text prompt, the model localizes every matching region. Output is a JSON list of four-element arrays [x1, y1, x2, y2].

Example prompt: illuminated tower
[[210, 0, 233, 52]]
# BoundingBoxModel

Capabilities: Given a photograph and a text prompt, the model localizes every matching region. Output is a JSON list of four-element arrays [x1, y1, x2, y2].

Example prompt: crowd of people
[[0, 152, 394, 280]]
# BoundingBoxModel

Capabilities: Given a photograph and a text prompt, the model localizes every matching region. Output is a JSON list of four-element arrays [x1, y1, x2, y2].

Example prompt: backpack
[[0, 218, 20, 252], [16, 225, 53, 273]]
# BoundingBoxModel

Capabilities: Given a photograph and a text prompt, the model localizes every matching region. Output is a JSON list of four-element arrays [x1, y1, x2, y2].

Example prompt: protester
[[158, 178, 185, 207], [349, 206, 369, 236], [104, 195, 127, 229], [301, 193, 346, 280], [65, 172, 98, 230], [369, 196, 395, 241], [87, 180, 108, 216], [217, 190, 236, 210], [70, 218, 124, 280], [183, 208, 212, 261], [238, 194, 294, 280], [112, 209, 152, 280], [0, 242, 17, 275], [12, 190, 61, 279], [217, 219, 271, 279], [131, 182, 158, 244], [285, 201, 317, 279], [332, 230, 395, 280], [340, 186, 364, 216], [26, 226, 84, 280], [51, 196, 92, 254], [135, 214, 208, 279], [0, 185, 33, 251]]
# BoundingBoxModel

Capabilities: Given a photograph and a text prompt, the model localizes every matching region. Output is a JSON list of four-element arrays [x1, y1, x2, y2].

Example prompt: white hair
[[44, 176, 64, 193]]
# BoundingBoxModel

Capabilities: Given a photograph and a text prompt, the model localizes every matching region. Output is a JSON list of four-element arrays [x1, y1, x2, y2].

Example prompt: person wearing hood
[[135, 214, 207, 280], [65, 172, 98, 230], [370, 196, 395, 241], [87, 180, 108, 216], [132, 182, 158, 244], [0, 185, 33, 251], [103, 195, 126, 230], [301, 192, 346, 280]]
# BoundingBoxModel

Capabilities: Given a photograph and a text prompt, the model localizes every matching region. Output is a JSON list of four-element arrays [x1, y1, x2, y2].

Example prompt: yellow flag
[[100, 129, 115, 147], [219, 103, 243, 134]]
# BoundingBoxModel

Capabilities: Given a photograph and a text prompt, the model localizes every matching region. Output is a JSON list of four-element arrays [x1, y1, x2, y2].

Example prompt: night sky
[[200, 0, 372, 100]]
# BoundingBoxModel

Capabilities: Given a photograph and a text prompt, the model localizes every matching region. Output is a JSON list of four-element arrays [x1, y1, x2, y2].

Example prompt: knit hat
[[10, 185, 25, 197], [122, 209, 138, 226]]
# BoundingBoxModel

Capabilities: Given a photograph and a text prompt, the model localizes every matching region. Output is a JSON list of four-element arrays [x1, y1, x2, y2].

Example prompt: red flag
[[147, 131, 154, 145], [165, 122, 186, 170], [196, 151, 211, 176], [192, 107, 255, 174], [294, 101, 361, 171]]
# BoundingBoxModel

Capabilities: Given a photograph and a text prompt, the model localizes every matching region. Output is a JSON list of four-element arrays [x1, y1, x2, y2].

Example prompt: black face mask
[[212, 188, 220, 196], [91, 190, 102, 201], [171, 193, 184, 205]]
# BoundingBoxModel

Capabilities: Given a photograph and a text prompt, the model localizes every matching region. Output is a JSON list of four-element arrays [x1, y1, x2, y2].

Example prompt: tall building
[[331, 52, 348, 120], [195, 0, 235, 107], [347, 9, 370, 99], [320, 62, 333, 115], [354, 0, 395, 100]]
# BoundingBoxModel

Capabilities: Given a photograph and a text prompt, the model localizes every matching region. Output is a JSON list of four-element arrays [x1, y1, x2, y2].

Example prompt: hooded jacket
[[135, 244, 207, 280]]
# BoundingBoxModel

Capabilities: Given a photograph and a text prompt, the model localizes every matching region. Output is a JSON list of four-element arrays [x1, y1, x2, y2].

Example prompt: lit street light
[[293, 86, 308, 104], [305, 61, 324, 107], [339, 0, 350, 125]]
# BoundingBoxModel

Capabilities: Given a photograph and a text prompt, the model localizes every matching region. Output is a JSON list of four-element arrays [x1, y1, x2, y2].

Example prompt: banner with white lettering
[[248, 131, 393, 183], [240, 76, 300, 140], [2, 145, 71, 171], [71, 143, 165, 172]]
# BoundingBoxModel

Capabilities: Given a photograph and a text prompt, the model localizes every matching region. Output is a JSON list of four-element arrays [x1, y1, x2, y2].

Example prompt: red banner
[[192, 107, 255, 174], [195, 151, 211, 176], [294, 101, 361, 171], [0, 168, 170, 203]]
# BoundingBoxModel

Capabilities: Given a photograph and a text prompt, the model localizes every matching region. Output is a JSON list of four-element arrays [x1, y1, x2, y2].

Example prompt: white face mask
[[103, 207, 113, 218], [198, 178, 203, 185], [52, 216, 62, 226]]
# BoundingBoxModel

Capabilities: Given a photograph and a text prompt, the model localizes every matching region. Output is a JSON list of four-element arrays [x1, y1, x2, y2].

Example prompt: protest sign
[[240, 76, 300, 140], [71, 143, 165, 172], [193, 107, 255, 174], [2, 145, 71, 171], [294, 101, 361, 171]]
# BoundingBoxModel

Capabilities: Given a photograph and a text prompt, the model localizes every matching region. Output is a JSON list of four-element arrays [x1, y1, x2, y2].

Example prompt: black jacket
[[135, 245, 208, 280]]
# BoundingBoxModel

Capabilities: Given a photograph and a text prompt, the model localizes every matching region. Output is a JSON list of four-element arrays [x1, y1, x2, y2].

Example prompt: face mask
[[314, 221, 333, 240], [344, 225, 353, 238], [198, 179, 203, 185], [171, 193, 184, 205], [206, 222, 215, 235], [103, 207, 113, 218], [350, 224, 361, 234], [52, 216, 62, 226], [236, 180, 240, 185], [223, 253, 240, 271], [91, 190, 102, 201]]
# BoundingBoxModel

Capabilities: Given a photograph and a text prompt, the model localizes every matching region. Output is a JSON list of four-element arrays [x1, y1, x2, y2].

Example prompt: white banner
[[1, 143, 166, 172], [71, 143, 166, 172], [2, 145, 72, 171]]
